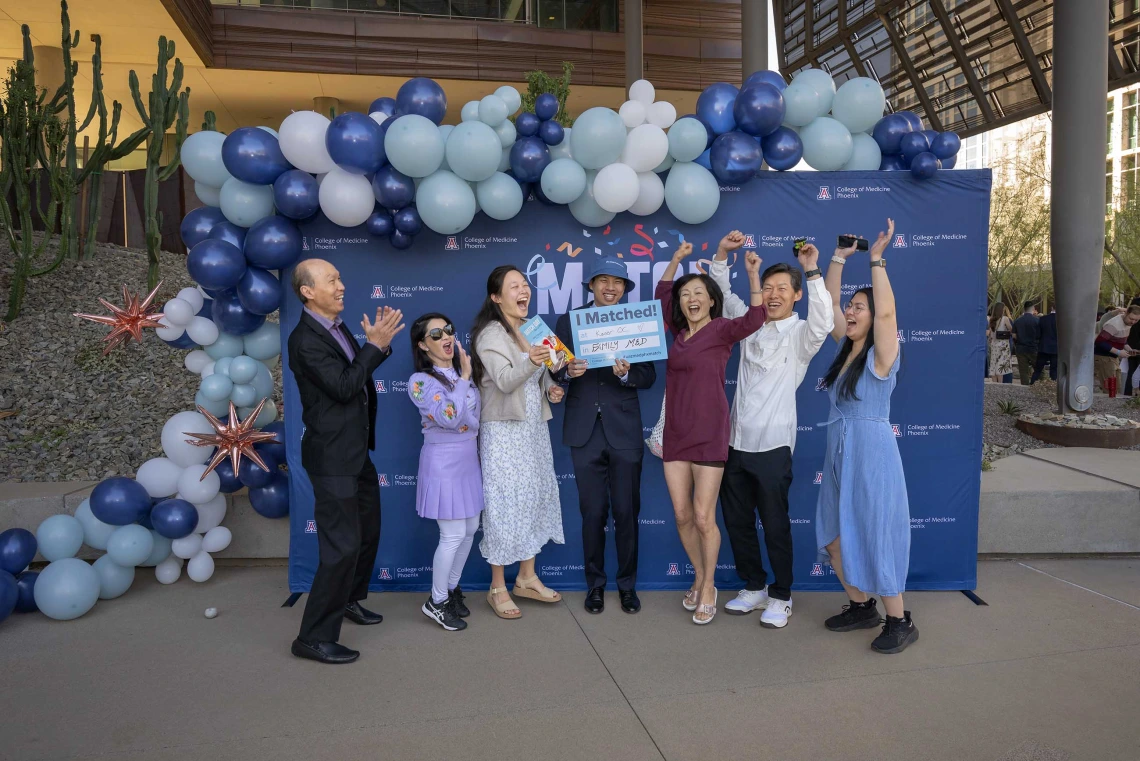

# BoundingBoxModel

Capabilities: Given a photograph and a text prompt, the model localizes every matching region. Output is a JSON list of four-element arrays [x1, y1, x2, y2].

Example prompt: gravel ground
[[0, 236, 279, 482]]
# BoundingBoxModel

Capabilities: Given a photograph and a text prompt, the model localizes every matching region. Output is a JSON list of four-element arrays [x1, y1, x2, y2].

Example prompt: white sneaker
[[724, 588, 769, 615], [760, 598, 793, 629]]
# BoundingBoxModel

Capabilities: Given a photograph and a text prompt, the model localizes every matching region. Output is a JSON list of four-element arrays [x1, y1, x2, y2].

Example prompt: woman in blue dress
[[817, 218, 917, 654]]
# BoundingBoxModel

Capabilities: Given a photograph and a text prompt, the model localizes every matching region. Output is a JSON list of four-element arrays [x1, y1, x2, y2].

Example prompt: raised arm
[[793, 243, 834, 360], [824, 235, 859, 343], [708, 230, 747, 319], [716, 250, 768, 343], [656, 240, 694, 334], [870, 218, 899, 377]]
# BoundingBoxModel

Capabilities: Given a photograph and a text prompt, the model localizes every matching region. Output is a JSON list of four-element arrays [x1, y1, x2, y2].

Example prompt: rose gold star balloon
[[183, 399, 279, 480], [74, 281, 166, 354]]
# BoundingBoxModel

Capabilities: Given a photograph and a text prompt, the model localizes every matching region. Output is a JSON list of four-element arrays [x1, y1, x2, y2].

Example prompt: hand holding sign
[[613, 358, 630, 378]]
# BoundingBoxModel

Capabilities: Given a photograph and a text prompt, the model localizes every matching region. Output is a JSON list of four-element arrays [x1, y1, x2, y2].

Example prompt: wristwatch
[[804, 268, 822, 279], [869, 259, 887, 268]]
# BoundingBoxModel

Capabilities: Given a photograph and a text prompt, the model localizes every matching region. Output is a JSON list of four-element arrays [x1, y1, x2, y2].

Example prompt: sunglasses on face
[[427, 324, 456, 341]]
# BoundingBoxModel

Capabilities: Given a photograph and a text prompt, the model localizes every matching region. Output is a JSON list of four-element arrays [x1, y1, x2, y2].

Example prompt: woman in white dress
[[471, 265, 566, 619]]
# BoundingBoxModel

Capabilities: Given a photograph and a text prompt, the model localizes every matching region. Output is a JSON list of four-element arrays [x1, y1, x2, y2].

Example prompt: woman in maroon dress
[[655, 241, 766, 624]]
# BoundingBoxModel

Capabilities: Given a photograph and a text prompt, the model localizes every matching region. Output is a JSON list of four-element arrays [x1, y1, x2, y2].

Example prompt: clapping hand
[[547, 385, 565, 403], [362, 306, 405, 351], [870, 218, 895, 261]]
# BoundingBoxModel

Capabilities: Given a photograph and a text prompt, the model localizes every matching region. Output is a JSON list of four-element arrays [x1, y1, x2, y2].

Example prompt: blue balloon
[[180, 206, 226, 249], [163, 332, 198, 350], [0, 528, 36, 575], [509, 137, 551, 183], [237, 267, 282, 315], [879, 153, 907, 171], [696, 82, 740, 135], [90, 477, 152, 527], [515, 112, 541, 137], [695, 148, 713, 171], [538, 119, 564, 147], [367, 210, 394, 236], [372, 165, 416, 211], [921, 129, 939, 145], [256, 421, 286, 466], [245, 215, 302, 270], [151, 499, 199, 539], [249, 472, 290, 519], [369, 96, 396, 116], [396, 77, 447, 125], [897, 111, 924, 132], [872, 114, 910, 155], [221, 127, 291, 185], [326, 112, 386, 175], [900, 131, 931, 163], [239, 456, 277, 489], [207, 220, 246, 252], [137, 504, 154, 530], [273, 170, 320, 220], [393, 206, 423, 235], [744, 70, 788, 92], [197, 296, 213, 318], [213, 456, 244, 494], [212, 289, 266, 336], [15, 570, 38, 613], [187, 238, 246, 291], [931, 131, 961, 160], [535, 93, 559, 121], [910, 151, 940, 179], [390, 230, 414, 250], [941, 153, 957, 170], [761, 126, 804, 171], [733, 84, 786, 137], [0, 570, 17, 623], [710, 131, 763, 184]]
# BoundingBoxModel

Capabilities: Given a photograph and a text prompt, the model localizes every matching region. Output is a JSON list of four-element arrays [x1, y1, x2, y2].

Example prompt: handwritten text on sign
[[570, 300, 669, 369]]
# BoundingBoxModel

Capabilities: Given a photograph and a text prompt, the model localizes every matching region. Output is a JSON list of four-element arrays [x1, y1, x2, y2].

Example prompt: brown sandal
[[513, 575, 562, 603], [487, 586, 521, 619]]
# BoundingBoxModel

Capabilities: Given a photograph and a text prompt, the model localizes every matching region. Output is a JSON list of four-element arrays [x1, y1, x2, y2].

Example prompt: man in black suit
[[553, 258, 656, 614], [288, 258, 404, 664], [1031, 306, 1058, 384]]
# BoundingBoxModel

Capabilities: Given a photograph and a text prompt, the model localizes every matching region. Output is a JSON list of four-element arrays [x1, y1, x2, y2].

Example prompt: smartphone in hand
[[837, 235, 869, 251]]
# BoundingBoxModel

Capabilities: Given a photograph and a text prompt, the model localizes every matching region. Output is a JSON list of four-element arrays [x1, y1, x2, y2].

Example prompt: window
[[1108, 158, 1116, 212], [1122, 92, 1138, 151], [1123, 154, 1136, 202], [959, 133, 988, 169], [1108, 97, 1116, 152]]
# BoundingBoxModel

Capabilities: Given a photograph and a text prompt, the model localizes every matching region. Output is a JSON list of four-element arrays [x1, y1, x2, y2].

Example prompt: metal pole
[[742, 0, 769, 79], [625, 0, 643, 88], [1051, 0, 1109, 412]]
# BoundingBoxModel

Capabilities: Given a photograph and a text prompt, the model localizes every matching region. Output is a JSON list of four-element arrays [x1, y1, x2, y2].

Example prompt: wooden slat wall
[[159, 0, 214, 66]]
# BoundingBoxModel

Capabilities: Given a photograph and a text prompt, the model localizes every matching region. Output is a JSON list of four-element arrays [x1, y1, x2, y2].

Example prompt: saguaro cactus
[[44, 0, 86, 260]]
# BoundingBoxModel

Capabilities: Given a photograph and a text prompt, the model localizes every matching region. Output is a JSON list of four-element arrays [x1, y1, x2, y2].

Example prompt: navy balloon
[[900, 132, 931, 163], [151, 498, 199, 539], [931, 131, 961, 160], [0, 528, 36, 575], [710, 131, 763, 184], [390, 230, 414, 250], [372, 165, 416, 211], [393, 206, 423, 236], [90, 477, 152, 526], [256, 421, 286, 465], [395, 77, 447, 125], [213, 457, 244, 494], [207, 220, 247, 252], [921, 129, 939, 146], [273, 170, 320, 220], [367, 210, 394, 236], [733, 84, 786, 137], [744, 70, 788, 92], [535, 93, 559, 121], [910, 151, 940, 179], [326, 112, 386, 175], [872, 114, 910, 155], [15, 570, 38, 613], [879, 153, 907, 171], [221, 127, 291, 185], [941, 153, 957, 170], [761, 126, 805, 171], [538, 119, 565, 147], [0, 571, 15, 623], [694, 148, 713, 171], [696, 82, 740, 135], [239, 456, 277, 489], [180, 206, 226, 249], [237, 267, 282, 315], [510, 136, 551, 183], [897, 111, 924, 132], [531, 180, 558, 205], [515, 112, 541, 138], [249, 472, 290, 518], [137, 503, 154, 530], [245, 215, 302, 270], [212, 289, 266, 336], [197, 297, 213, 318], [163, 332, 198, 350], [188, 238, 247, 291], [369, 96, 396, 116]]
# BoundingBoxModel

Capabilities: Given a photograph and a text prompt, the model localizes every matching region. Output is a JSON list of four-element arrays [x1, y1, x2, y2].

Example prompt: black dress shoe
[[619, 589, 641, 614], [584, 587, 605, 614], [291, 638, 359, 664], [344, 602, 383, 625]]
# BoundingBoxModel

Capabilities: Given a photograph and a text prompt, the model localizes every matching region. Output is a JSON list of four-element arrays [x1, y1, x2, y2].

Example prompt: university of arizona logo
[[810, 563, 824, 576], [375, 380, 387, 393], [814, 471, 823, 485], [302, 237, 310, 251], [815, 377, 827, 391], [378, 568, 392, 581], [377, 473, 390, 487], [305, 520, 317, 533], [666, 563, 681, 576], [817, 186, 832, 200], [892, 424, 902, 437], [372, 285, 385, 299], [893, 233, 907, 247], [743, 234, 757, 247], [444, 236, 460, 251], [896, 330, 906, 343]]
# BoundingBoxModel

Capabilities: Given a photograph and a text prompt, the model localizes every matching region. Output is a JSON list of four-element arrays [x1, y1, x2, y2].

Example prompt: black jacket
[[1012, 312, 1040, 352], [552, 306, 656, 449], [288, 310, 389, 476], [1038, 312, 1058, 354]]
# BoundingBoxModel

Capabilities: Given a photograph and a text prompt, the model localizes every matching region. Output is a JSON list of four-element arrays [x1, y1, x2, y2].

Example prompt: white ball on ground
[[204, 607, 218, 619]]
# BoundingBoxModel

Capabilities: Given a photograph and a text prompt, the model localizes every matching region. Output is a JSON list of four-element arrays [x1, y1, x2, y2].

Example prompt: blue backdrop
[[282, 169, 991, 593]]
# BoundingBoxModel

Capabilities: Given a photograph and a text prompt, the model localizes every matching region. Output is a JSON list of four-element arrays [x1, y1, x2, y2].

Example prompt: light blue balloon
[[654, 153, 675, 173], [842, 132, 882, 171], [34, 557, 100, 620], [437, 125, 454, 172], [494, 85, 522, 115], [239, 401, 278, 428], [494, 119, 517, 149], [468, 180, 482, 214], [800, 116, 853, 171], [195, 389, 231, 418], [415, 170, 477, 235], [475, 172, 524, 221], [181, 131, 231, 187], [668, 118, 708, 162], [205, 331, 244, 360], [213, 356, 235, 377], [498, 147, 511, 173], [781, 83, 822, 127], [792, 68, 836, 115], [228, 356, 259, 385], [385, 114, 445, 178], [36, 514, 85, 562], [219, 178, 275, 228], [257, 126, 279, 137], [200, 372, 234, 402], [569, 108, 626, 169], [74, 498, 115, 551], [831, 77, 886, 134], [446, 121, 503, 182], [664, 161, 721, 225], [141, 531, 172, 567], [548, 127, 572, 161], [569, 171, 616, 228], [93, 555, 135, 600], [242, 321, 281, 361], [252, 361, 274, 402], [540, 158, 587, 204], [460, 100, 481, 122], [106, 524, 155, 568], [231, 383, 258, 408], [478, 94, 509, 127]]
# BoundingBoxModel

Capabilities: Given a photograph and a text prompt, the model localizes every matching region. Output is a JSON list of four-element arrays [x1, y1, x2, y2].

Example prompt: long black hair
[[822, 287, 875, 401], [410, 312, 460, 390], [671, 273, 723, 333], [470, 264, 526, 388]]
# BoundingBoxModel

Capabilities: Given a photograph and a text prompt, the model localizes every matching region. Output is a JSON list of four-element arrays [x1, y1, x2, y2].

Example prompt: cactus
[[44, 0, 86, 260], [128, 36, 190, 288], [202, 110, 217, 132]]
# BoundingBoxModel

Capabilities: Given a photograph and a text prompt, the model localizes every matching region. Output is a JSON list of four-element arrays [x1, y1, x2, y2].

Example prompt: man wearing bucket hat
[[552, 257, 657, 614]]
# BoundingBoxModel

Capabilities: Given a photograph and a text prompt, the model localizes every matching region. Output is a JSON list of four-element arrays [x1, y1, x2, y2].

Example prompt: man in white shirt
[[707, 231, 834, 629]]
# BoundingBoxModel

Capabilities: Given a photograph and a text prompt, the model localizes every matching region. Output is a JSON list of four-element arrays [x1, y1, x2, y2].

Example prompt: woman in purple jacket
[[408, 312, 484, 632]]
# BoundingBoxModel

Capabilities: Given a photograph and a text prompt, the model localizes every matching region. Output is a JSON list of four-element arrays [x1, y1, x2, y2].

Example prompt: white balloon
[[319, 167, 375, 227], [628, 171, 666, 216], [185, 316, 220, 347], [368, 111, 388, 128], [646, 101, 678, 129], [187, 550, 215, 583], [278, 111, 336, 174], [629, 79, 656, 105], [193, 492, 228, 534], [200, 361, 216, 378], [135, 457, 184, 499], [592, 163, 640, 213], [202, 526, 233, 554], [184, 349, 212, 375], [155, 315, 185, 342], [619, 100, 647, 129], [494, 85, 522, 115], [621, 124, 670, 173], [161, 411, 214, 468], [194, 182, 222, 207], [176, 287, 205, 313], [155, 556, 182, 584], [172, 533, 204, 560], [177, 464, 221, 505]]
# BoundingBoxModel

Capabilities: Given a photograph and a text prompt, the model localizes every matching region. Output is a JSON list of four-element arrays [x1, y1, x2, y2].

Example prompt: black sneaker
[[871, 611, 919, 654], [825, 598, 882, 632], [448, 586, 470, 618], [422, 597, 467, 631]]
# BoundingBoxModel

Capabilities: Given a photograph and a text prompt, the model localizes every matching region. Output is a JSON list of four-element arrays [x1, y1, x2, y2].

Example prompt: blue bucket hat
[[583, 257, 635, 294]]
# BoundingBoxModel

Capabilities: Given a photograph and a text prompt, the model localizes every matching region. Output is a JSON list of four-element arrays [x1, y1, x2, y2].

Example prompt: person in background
[[1125, 297, 1140, 396], [408, 313, 483, 632], [471, 265, 565, 620], [655, 240, 767, 626], [1031, 306, 1058, 384], [817, 218, 917, 655], [1094, 305, 1140, 396], [552, 258, 656, 615], [706, 231, 833, 630], [1012, 300, 1040, 386], [987, 303, 1013, 384]]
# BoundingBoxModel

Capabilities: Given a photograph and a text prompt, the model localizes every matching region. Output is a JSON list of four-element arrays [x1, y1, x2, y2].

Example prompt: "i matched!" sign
[[569, 300, 669, 369]]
